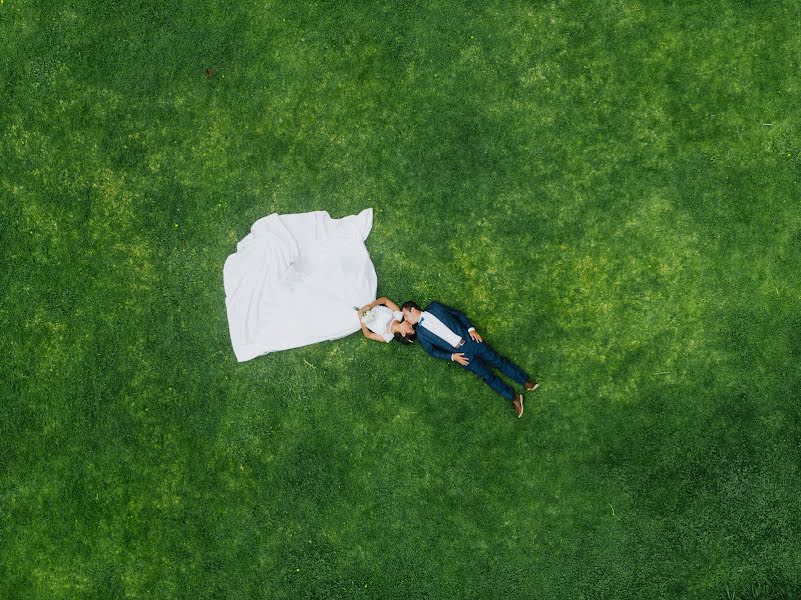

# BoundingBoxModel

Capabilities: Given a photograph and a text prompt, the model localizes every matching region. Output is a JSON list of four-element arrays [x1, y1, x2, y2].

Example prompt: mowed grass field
[[3, 0, 801, 597]]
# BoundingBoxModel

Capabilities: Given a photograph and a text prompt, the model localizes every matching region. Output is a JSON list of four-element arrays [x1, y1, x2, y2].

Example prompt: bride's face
[[395, 320, 414, 336]]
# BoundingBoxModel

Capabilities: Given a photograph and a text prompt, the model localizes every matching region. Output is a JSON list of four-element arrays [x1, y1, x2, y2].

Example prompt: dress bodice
[[365, 305, 403, 343]]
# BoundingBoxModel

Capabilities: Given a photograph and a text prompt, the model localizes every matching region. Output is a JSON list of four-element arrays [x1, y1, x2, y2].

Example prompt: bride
[[357, 297, 416, 344]]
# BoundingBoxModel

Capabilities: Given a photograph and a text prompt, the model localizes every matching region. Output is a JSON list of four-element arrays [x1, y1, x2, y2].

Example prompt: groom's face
[[403, 308, 421, 325]]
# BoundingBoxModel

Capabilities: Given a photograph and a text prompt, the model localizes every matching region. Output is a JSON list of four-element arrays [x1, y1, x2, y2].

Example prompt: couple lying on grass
[[358, 297, 539, 418]]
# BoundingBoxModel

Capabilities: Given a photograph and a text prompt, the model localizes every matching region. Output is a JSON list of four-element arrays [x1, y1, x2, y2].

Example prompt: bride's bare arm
[[360, 297, 387, 312], [359, 319, 386, 342], [382, 298, 401, 312]]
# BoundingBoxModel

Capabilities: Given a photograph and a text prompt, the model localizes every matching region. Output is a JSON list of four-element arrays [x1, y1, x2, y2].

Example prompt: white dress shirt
[[419, 311, 466, 348]]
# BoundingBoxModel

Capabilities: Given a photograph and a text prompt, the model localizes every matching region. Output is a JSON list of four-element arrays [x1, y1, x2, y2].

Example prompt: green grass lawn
[[3, 0, 801, 597]]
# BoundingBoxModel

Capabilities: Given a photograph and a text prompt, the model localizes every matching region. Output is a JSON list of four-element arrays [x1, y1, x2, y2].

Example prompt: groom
[[401, 301, 538, 417]]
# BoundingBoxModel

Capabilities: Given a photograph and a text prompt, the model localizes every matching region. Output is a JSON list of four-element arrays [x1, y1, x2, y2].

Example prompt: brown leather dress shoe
[[512, 393, 524, 418], [524, 381, 539, 392]]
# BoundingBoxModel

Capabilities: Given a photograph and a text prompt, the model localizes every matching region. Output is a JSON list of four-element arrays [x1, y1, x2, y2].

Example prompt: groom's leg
[[464, 355, 516, 401], [473, 342, 530, 386]]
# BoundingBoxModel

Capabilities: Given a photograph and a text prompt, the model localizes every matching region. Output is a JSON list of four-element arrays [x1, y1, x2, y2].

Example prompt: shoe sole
[[516, 396, 524, 418], [526, 383, 540, 392]]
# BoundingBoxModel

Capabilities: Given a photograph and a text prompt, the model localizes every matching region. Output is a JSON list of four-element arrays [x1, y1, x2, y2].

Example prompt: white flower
[[360, 308, 376, 325]]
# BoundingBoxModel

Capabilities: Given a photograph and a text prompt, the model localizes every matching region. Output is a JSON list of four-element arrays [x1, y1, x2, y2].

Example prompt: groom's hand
[[452, 353, 470, 366], [468, 329, 483, 343]]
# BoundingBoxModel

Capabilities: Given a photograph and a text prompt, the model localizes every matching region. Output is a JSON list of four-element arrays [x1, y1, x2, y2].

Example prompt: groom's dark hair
[[401, 301, 420, 312]]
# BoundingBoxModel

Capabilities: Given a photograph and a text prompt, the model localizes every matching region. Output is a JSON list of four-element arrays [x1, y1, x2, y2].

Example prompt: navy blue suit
[[415, 302, 530, 402]]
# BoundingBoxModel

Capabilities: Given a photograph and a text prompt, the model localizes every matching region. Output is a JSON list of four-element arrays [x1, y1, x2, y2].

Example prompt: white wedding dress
[[223, 208, 377, 362], [363, 305, 404, 343]]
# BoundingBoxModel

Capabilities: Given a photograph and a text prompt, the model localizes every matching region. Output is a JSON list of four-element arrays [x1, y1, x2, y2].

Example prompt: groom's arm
[[440, 302, 483, 342], [441, 303, 474, 332], [417, 334, 455, 362]]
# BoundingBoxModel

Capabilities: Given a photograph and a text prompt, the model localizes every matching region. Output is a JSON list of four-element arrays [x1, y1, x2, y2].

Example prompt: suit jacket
[[415, 301, 474, 361]]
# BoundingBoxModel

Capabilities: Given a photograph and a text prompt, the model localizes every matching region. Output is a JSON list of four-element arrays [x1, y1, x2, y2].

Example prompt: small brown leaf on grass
[[204, 68, 216, 79]]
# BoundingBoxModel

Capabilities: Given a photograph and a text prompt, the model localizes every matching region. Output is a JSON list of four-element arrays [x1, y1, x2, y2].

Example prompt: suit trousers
[[460, 340, 529, 401]]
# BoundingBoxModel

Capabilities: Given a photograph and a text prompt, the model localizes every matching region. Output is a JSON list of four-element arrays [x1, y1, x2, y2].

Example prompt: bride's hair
[[394, 331, 416, 345]]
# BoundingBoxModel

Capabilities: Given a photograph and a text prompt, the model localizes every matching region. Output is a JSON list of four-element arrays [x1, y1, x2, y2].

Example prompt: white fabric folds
[[223, 208, 377, 361]]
